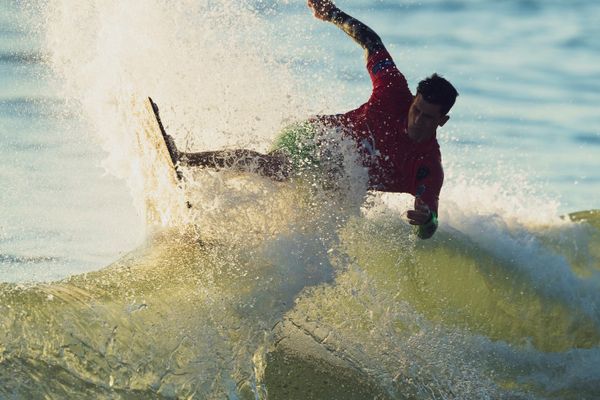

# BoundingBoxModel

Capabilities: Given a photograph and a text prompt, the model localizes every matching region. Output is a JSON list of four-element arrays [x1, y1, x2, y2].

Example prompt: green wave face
[[1, 210, 600, 399]]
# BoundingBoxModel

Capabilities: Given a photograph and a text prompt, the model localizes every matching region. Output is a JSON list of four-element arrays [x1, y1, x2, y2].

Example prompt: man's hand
[[307, 0, 383, 55], [407, 197, 432, 226], [307, 0, 338, 22]]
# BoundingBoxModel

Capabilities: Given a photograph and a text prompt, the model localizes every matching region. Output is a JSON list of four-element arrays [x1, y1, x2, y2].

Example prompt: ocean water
[[1, 0, 599, 398]]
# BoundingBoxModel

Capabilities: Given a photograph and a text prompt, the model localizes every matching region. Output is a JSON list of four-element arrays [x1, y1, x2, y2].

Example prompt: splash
[[42, 0, 323, 227]]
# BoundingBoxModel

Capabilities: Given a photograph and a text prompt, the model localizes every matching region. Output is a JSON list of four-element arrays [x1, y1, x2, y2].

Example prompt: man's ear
[[438, 115, 450, 127]]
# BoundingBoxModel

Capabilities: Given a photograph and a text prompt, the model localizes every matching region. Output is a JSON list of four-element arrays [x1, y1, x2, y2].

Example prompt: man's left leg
[[179, 149, 291, 181]]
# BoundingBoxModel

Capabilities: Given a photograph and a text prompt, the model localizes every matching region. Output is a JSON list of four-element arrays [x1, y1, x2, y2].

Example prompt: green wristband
[[424, 211, 438, 228]]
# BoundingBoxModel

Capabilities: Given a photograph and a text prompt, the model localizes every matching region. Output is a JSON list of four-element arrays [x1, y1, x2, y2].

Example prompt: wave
[[1, 207, 599, 399]]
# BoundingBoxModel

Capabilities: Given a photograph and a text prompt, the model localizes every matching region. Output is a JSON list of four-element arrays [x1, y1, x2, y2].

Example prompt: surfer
[[165, 0, 458, 239]]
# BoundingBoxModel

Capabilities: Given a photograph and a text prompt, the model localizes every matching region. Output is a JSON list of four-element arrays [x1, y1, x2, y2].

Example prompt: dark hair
[[417, 73, 458, 115]]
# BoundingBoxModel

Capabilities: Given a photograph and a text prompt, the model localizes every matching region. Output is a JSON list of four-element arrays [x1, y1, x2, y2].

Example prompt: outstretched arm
[[308, 0, 384, 57]]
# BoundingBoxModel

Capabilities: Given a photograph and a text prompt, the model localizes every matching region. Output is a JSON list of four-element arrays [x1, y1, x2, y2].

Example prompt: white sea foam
[[42, 0, 325, 228]]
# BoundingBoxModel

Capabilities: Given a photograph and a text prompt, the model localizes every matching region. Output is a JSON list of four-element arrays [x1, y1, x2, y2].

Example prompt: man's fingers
[[307, 0, 336, 20], [407, 216, 425, 225], [406, 211, 422, 220], [407, 210, 429, 225], [307, 0, 322, 10]]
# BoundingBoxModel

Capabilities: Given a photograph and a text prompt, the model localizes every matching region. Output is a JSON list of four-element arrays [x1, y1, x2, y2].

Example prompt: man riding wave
[[165, 0, 458, 239]]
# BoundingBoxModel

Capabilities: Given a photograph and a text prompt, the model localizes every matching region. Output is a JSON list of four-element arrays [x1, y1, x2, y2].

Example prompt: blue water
[[0, 1, 598, 275], [0, 2, 144, 281]]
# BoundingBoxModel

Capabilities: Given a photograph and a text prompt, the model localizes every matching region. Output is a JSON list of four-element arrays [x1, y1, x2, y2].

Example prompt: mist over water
[[1, 0, 600, 398]]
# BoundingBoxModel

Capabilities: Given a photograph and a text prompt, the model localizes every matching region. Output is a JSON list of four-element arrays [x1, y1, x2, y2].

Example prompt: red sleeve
[[366, 49, 413, 110], [414, 161, 444, 215]]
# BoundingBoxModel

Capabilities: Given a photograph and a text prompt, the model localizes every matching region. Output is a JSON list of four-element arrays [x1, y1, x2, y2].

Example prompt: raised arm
[[308, 0, 384, 57]]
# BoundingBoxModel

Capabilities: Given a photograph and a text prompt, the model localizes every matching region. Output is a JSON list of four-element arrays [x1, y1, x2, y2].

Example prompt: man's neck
[[407, 129, 436, 143]]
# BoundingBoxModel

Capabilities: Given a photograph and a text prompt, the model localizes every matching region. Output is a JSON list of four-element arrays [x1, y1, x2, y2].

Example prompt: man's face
[[407, 94, 449, 142]]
